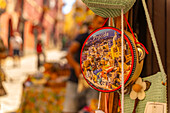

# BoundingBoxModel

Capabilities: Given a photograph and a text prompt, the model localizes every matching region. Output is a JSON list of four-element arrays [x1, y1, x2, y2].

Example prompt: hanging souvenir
[[80, 0, 167, 113], [120, 0, 167, 112], [80, 25, 147, 92]]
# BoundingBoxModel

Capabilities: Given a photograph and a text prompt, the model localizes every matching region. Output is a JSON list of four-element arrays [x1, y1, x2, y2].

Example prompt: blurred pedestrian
[[36, 40, 46, 70], [63, 15, 106, 113], [10, 32, 22, 67]]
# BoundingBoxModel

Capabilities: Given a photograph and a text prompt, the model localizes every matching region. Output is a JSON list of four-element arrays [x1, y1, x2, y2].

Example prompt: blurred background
[[0, 0, 169, 113], [0, 0, 96, 113], [0, 0, 94, 53]]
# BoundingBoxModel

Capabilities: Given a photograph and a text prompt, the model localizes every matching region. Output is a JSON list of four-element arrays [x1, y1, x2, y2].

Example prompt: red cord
[[118, 99, 121, 113], [102, 18, 109, 27], [123, 15, 137, 43], [123, 15, 149, 54], [101, 16, 148, 54], [136, 42, 149, 54]]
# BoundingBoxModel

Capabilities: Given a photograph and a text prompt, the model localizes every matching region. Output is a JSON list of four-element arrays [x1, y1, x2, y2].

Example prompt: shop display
[[121, 0, 168, 111], [24, 62, 70, 87], [20, 61, 98, 113], [18, 87, 66, 113], [80, 0, 167, 112], [19, 62, 71, 112]]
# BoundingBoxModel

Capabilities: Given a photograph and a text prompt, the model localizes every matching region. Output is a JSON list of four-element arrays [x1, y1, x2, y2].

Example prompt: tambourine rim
[[80, 26, 134, 92]]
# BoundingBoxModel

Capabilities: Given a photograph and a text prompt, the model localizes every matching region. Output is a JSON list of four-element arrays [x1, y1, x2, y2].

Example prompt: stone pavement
[[0, 49, 67, 113]]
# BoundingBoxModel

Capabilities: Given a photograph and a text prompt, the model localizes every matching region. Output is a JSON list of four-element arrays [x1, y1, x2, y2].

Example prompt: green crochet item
[[122, 72, 167, 113], [81, 0, 136, 17]]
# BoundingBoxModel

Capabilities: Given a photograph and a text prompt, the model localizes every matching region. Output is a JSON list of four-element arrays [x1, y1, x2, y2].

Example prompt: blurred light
[[0, 0, 6, 9], [62, 0, 76, 14], [49, 0, 56, 9], [0, 102, 4, 113]]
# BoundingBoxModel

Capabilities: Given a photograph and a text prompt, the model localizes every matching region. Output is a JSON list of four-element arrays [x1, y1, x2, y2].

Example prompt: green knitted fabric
[[81, 0, 136, 17], [122, 72, 167, 113]]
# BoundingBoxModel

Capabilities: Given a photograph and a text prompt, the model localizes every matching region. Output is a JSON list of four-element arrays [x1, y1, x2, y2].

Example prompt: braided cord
[[141, 0, 166, 81]]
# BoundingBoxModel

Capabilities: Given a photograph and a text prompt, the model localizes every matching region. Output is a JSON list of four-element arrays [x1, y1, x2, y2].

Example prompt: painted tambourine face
[[80, 27, 145, 92]]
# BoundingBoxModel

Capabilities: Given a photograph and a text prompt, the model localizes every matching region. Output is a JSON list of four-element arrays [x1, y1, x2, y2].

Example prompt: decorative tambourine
[[80, 27, 146, 92], [81, 0, 136, 17]]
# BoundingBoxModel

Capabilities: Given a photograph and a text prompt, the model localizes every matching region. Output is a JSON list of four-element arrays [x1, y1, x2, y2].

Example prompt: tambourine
[[80, 27, 146, 92]]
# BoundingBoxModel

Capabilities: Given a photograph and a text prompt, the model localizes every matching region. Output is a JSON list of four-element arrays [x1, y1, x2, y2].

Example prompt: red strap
[[101, 17, 148, 54], [136, 42, 149, 54], [123, 15, 149, 54], [123, 15, 137, 43], [119, 99, 121, 112], [102, 18, 109, 27]]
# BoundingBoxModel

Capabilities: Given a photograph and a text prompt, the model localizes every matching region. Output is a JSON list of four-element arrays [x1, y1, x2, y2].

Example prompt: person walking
[[10, 32, 22, 67], [63, 15, 106, 113], [36, 40, 46, 70]]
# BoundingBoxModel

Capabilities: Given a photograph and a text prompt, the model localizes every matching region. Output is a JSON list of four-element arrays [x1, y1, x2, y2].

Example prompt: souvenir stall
[[80, 0, 167, 113], [18, 60, 70, 113]]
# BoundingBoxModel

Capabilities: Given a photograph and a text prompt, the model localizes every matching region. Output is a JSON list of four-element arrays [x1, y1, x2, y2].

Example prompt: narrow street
[[0, 50, 67, 113]]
